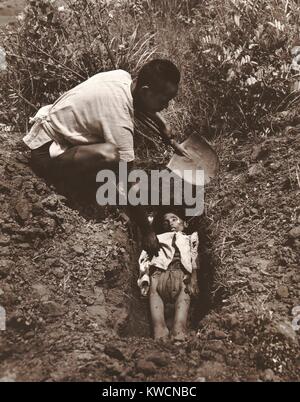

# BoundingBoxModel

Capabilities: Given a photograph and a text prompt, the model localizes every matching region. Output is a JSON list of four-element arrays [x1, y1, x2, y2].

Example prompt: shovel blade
[[167, 134, 219, 185]]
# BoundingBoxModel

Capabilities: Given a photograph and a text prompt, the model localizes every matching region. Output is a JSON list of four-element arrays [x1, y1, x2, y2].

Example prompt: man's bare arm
[[143, 112, 191, 158], [122, 162, 160, 257]]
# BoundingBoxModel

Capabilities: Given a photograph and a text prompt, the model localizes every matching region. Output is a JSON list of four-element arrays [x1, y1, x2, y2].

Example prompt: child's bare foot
[[171, 327, 187, 342], [154, 325, 169, 340]]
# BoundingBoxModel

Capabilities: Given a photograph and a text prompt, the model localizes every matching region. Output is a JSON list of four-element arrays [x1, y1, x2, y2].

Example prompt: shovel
[[135, 113, 219, 184], [167, 134, 220, 185]]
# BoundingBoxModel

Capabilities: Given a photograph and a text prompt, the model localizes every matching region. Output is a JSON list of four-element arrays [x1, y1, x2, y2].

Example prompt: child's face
[[162, 213, 186, 232]]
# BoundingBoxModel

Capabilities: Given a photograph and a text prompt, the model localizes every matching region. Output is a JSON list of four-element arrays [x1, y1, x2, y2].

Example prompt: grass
[[2, 0, 298, 138]]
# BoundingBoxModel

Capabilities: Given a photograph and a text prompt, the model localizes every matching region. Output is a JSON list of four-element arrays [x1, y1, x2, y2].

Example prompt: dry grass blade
[[129, 33, 157, 71], [296, 163, 300, 189]]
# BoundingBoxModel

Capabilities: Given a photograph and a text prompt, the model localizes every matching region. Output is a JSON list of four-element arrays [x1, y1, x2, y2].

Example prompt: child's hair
[[152, 206, 186, 234]]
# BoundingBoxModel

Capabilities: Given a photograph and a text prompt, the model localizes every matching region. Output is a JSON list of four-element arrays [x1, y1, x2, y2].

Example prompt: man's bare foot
[[154, 325, 169, 340]]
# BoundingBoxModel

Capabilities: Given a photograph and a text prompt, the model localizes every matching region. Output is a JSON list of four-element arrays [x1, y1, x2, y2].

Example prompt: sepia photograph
[[0, 0, 299, 385]]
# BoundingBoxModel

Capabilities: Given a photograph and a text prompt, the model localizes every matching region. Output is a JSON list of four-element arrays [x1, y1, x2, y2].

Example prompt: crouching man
[[23, 59, 182, 256]]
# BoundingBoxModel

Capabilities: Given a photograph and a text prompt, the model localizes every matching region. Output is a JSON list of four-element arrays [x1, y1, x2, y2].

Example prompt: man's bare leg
[[172, 286, 190, 341], [45, 142, 160, 256], [149, 274, 169, 340], [51, 142, 120, 176]]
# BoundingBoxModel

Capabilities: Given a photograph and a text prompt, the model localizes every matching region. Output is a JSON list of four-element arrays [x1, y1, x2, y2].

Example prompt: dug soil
[[0, 119, 299, 381]]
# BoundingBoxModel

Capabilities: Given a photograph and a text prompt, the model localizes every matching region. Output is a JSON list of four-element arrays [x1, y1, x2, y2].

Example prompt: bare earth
[[0, 121, 299, 381]]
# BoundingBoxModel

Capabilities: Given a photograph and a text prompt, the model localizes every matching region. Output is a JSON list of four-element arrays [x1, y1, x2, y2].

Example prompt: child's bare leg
[[149, 274, 169, 340], [172, 286, 190, 341]]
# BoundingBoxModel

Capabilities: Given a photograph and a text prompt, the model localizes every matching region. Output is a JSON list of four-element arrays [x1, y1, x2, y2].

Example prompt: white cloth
[[23, 105, 69, 158], [23, 70, 135, 161], [137, 231, 199, 295]]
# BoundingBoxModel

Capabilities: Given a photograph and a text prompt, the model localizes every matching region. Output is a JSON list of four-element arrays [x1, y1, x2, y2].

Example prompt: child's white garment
[[138, 231, 199, 296]]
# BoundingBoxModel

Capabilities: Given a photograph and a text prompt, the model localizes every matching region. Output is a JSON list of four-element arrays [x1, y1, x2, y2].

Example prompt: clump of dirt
[[0, 120, 299, 382]]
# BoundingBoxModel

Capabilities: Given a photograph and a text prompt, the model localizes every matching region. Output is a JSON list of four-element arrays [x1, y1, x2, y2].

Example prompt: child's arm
[[189, 269, 199, 296], [189, 232, 200, 296]]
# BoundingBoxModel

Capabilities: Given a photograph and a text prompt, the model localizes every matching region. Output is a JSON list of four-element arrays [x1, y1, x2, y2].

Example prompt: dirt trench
[[1, 126, 299, 382], [0, 129, 217, 382]]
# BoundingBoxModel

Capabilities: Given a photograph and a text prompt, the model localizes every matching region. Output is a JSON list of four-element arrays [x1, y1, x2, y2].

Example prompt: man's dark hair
[[136, 59, 180, 91]]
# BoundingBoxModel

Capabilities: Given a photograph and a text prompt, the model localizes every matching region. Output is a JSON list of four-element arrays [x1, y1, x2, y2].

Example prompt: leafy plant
[[188, 0, 300, 137]]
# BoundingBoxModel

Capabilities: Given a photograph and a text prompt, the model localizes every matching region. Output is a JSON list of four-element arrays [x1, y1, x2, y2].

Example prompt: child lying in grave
[[137, 209, 199, 340]]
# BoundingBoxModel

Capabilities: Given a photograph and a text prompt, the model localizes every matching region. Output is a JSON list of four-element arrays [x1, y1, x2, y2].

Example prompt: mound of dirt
[[0, 122, 299, 382]]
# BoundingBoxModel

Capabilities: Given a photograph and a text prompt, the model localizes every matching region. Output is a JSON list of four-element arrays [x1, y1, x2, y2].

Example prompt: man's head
[[134, 59, 180, 113]]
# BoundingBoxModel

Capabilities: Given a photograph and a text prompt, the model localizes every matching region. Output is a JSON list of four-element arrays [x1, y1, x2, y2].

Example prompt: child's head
[[162, 212, 187, 232], [153, 207, 187, 233]]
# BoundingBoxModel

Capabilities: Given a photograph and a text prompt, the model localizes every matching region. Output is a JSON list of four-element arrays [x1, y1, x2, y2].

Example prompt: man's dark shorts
[[30, 141, 57, 178], [30, 141, 96, 193]]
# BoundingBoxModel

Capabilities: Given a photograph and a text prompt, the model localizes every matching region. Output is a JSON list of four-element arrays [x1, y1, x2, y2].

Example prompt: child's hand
[[188, 271, 200, 296], [141, 282, 150, 297]]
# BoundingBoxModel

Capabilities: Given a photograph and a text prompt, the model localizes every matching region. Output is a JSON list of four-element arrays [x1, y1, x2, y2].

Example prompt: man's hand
[[160, 122, 174, 144], [152, 113, 191, 160], [146, 112, 174, 145], [125, 178, 160, 257], [170, 139, 191, 159], [142, 112, 191, 159], [142, 230, 160, 257]]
